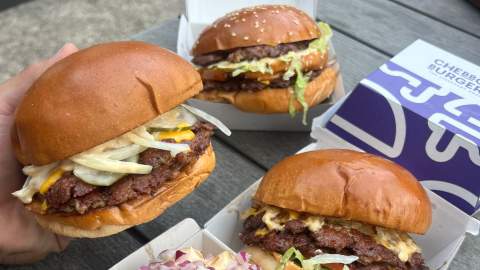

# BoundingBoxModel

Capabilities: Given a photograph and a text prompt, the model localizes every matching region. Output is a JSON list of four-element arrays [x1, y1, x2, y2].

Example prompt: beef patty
[[203, 69, 323, 92], [240, 212, 429, 270], [39, 122, 214, 215], [192, 40, 312, 67]]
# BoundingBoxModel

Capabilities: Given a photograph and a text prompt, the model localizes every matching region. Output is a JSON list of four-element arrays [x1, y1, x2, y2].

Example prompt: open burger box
[[177, 0, 345, 131], [111, 39, 480, 270]]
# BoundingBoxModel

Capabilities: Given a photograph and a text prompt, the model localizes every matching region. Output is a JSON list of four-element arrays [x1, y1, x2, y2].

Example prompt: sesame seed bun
[[191, 5, 320, 56], [254, 149, 432, 234]]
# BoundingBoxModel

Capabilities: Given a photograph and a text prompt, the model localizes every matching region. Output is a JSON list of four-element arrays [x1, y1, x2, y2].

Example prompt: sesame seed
[[262, 19, 266, 23], [260, 28, 265, 32], [256, 38, 261, 43], [254, 24, 259, 28], [231, 32, 237, 37], [243, 36, 249, 40], [241, 18, 246, 22], [293, 20, 300, 25], [254, 14, 258, 18], [224, 23, 231, 28], [275, 10, 280, 14], [235, 19, 240, 23], [213, 24, 217, 28]]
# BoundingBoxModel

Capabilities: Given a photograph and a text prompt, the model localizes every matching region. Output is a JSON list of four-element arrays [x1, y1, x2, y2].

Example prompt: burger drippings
[[36, 122, 214, 215], [239, 205, 429, 270]]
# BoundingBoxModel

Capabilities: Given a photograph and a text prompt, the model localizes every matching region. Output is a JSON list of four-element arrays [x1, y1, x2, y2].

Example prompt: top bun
[[254, 149, 432, 234], [13, 41, 202, 165], [191, 5, 320, 56]]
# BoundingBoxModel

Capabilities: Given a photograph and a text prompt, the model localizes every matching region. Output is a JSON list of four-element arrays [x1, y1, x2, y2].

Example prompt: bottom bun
[[27, 144, 215, 238], [244, 246, 301, 270], [194, 67, 337, 114]]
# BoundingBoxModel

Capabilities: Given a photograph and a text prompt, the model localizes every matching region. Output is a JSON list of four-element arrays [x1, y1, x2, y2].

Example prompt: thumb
[[0, 43, 79, 115]]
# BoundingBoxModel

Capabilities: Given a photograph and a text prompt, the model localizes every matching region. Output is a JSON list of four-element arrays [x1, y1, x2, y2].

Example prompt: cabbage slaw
[[139, 247, 260, 270], [12, 105, 231, 203]]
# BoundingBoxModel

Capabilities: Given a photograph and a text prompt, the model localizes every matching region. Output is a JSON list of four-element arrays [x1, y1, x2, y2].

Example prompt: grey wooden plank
[[0, 232, 142, 270], [134, 138, 265, 239], [317, 0, 480, 65], [391, 0, 480, 38], [216, 30, 390, 169]]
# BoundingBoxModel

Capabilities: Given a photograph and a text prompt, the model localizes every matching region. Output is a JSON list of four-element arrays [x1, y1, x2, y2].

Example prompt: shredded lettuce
[[276, 247, 358, 270], [276, 247, 304, 270]]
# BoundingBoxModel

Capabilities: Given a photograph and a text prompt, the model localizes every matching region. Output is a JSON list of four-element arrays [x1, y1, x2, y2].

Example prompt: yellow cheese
[[39, 168, 64, 194], [41, 200, 48, 212], [374, 227, 420, 262], [255, 228, 269, 236], [262, 206, 284, 231], [304, 216, 325, 232], [156, 129, 195, 142], [241, 207, 258, 219]]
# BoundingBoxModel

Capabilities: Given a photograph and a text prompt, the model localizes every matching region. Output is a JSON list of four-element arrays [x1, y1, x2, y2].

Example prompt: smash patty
[[37, 122, 213, 215], [240, 212, 429, 270], [192, 40, 312, 67], [202, 69, 323, 92]]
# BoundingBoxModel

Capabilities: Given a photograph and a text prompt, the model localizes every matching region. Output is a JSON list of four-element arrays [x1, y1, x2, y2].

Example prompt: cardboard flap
[[110, 218, 201, 269], [185, 0, 317, 24]]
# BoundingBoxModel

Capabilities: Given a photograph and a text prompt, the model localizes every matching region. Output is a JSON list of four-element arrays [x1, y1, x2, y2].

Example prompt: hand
[[0, 43, 78, 264]]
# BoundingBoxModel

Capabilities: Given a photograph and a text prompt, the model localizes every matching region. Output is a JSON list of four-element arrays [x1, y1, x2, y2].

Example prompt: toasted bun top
[[255, 149, 432, 234], [13, 41, 202, 165], [191, 5, 320, 56]]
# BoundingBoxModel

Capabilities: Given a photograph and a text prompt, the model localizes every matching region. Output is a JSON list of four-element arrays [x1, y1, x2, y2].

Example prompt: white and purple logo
[[327, 58, 480, 214]]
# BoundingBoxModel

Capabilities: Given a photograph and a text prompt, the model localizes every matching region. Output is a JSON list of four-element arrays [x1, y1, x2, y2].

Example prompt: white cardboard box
[[177, 0, 345, 131], [111, 140, 479, 270]]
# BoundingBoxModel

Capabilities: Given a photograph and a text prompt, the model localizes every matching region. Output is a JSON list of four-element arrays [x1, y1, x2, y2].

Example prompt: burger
[[11, 41, 230, 238], [240, 149, 431, 270], [191, 5, 337, 124]]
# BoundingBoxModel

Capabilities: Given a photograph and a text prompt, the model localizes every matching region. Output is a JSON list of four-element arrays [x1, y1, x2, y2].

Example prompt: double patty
[[192, 40, 323, 91], [240, 212, 429, 270], [37, 122, 214, 215]]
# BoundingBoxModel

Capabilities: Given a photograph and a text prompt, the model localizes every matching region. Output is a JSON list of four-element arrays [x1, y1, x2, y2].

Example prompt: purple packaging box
[[325, 40, 480, 214]]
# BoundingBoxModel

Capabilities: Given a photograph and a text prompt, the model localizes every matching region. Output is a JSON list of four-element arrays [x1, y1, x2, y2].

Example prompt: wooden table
[[3, 1, 479, 269]]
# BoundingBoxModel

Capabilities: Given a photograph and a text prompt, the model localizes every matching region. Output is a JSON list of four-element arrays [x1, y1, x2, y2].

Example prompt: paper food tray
[[110, 218, 231, 270], [177, 0, 346, 131], [113, 139, 478, 269]]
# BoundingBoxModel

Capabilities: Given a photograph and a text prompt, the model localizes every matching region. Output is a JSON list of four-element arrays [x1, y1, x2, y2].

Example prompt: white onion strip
[[71, 155, 152, 174], [182, 104, 231, 136], [125, 132, 189, 156]]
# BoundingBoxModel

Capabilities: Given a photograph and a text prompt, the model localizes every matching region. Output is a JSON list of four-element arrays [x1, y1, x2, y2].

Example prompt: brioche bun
[[254, 149, 432, 234], [27, 145, 215, 238], [192, 5, 320, 56], [13, 41, 202, 166], [194, 66, 337, 114]]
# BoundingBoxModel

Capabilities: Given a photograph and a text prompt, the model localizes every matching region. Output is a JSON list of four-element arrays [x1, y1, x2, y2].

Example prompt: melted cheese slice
[[242, 206, 421, 262], [155, 129, 195, 142]]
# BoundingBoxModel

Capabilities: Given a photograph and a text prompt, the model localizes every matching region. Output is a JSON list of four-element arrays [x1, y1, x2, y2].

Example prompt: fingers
[[0, 43, 79, 115], [0, 201, 70, 264]]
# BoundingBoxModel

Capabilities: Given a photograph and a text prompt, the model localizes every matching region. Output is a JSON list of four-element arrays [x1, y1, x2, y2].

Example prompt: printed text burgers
[[191, 5, 337, 124], [241, 149, 431, 270], [12, 41, 230, 238]]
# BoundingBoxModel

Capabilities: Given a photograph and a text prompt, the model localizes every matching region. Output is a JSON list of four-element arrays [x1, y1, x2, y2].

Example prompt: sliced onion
[[13, 162, 58, 203], [98, 144, 146, 160], [71, 154, 152, 174], [302, 253, 358, 270], [73, 164, 125, 186], [181, 104, 231, 136], [148, 106, 197, 129], [125, 132, 189, 156]]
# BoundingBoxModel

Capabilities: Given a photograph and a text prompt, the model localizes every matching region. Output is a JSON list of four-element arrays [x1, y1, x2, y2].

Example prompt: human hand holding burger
[[0, 43, 78, 264]]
